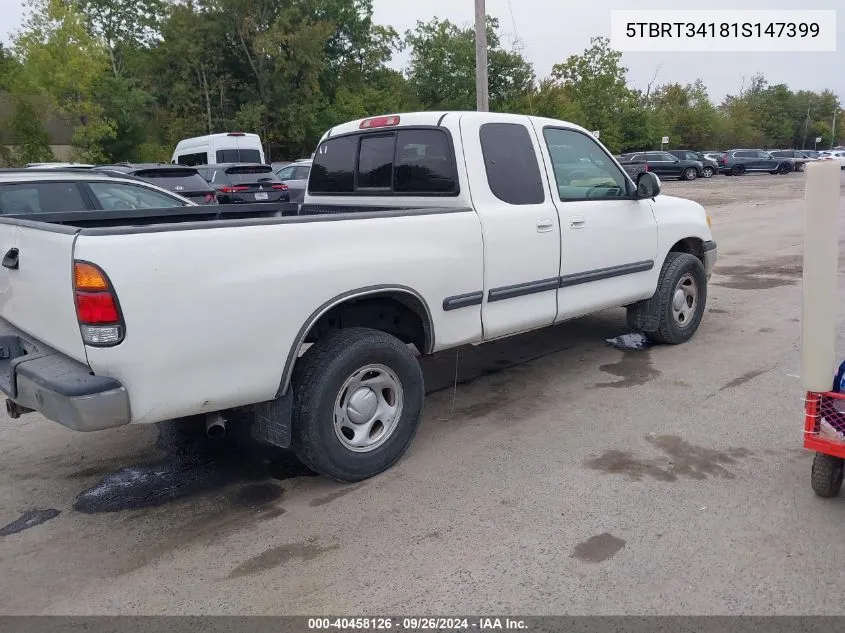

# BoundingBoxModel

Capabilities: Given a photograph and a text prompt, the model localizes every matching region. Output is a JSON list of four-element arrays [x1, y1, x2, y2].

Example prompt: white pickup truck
[[0, 111, 716, 481]]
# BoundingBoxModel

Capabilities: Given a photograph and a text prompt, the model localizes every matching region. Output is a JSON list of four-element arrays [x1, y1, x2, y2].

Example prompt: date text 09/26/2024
[[307, 618, 528, 630]]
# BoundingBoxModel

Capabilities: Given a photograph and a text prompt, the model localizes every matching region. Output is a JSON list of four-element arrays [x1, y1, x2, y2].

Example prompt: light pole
[[474, 0, 489, 112]]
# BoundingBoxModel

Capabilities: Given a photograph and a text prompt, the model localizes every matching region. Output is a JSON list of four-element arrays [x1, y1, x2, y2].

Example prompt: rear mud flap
[[254, 392, 293, 448]]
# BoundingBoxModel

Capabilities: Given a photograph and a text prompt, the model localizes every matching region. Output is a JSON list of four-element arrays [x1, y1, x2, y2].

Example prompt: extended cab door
[[459, 113, 561, 340], [533, 124, 658, 321]]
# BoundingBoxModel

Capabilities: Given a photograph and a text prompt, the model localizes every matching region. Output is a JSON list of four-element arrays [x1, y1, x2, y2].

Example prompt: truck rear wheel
[[291, 327, 424, 481], [646, 252, 708, 345]]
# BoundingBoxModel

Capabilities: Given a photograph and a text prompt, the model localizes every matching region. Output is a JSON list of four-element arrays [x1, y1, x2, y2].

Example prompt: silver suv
[[275, 159, 311, 203]]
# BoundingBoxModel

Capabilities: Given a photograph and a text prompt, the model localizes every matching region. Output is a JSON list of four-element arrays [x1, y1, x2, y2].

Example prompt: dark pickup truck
[[616, 158, 649, 179]]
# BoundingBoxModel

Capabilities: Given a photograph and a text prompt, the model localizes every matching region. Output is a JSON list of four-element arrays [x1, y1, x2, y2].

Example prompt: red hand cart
[[804, 390, 845, 497]]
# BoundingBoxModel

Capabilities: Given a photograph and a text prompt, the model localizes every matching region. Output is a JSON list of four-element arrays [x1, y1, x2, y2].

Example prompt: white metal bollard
[[802, 160, 841, 392]]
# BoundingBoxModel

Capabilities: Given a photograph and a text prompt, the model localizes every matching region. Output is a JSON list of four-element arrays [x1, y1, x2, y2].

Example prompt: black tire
[[777, 162, 792, 174], [291, 327, 424, 482], [682, 167, 697, 181], [646, 252, 708, 345], [811, 452, 844, 497], [730, 164, 745, 176], [702, 166, 714, 178]]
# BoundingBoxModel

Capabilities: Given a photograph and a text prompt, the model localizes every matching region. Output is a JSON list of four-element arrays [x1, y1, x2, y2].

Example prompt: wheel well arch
[[277, 285, 434, 397], [669, 237, 704, 264]]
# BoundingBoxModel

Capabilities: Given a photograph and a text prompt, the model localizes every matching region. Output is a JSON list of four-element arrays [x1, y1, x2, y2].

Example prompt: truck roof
[[322, 111, 590, 142]]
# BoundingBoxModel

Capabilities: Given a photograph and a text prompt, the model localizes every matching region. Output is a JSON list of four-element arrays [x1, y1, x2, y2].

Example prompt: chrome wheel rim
[[703, 167, 713, 178], [333, 364, 404, 453], [671, 273, 698, 328]]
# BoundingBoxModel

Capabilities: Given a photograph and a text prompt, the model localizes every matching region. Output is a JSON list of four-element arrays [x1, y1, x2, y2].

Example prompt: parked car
[[770, 150, 814, 172], [275, 159, 312, 203], [666, 150, 718, 178], [0, 111, 716, 482], [196, 163, 289, 203], [802, 150, 823, 159], [0, 169, 196, 214], [172, 132, 264, 167], [718, 149, 793, 175], [91, 164, 217, 205], [818, 150, 845, 168], [619, 151, 703, 180]]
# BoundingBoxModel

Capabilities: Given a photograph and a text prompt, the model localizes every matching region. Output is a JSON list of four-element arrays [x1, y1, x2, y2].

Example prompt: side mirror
[[636, 171, 661, 199]]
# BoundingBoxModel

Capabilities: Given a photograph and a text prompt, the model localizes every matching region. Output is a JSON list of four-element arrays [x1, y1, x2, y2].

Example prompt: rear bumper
[[0, 318, 130, 431], [703, 240, 717, 278]]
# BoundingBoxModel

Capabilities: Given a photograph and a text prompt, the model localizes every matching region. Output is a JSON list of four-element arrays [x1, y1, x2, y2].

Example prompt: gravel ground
[[1, 170, 845, 615]]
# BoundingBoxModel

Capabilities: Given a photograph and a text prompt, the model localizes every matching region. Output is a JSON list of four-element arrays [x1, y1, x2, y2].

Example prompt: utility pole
[[832, 108, 837, 149], [474, 0, 489, 112]]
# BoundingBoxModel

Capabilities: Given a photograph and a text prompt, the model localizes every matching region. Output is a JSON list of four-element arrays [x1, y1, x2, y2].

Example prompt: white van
[[171, 132, 265, 166]]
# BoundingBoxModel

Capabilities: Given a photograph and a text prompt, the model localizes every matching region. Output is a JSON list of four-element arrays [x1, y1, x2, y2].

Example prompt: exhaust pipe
[[205, 412, 226, 439], [6, 399, 34, 419]]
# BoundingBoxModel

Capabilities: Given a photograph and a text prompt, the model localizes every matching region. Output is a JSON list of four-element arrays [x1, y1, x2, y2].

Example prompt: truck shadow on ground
[[67, 313, 626, 516]]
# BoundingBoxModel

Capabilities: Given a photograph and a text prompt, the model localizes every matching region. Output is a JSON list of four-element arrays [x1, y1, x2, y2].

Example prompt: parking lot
[[1, 171, 845, 615]]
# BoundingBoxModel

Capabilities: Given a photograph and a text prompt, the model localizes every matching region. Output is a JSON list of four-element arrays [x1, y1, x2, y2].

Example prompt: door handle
[[2, 248, 18, 270], [536, 218, 554, 233], [569, 216, 586, 229]]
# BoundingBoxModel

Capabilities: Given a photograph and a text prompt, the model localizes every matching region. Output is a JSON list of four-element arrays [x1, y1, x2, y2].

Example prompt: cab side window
[[543, 128, 628, 201], [479, 123, 544, 205]]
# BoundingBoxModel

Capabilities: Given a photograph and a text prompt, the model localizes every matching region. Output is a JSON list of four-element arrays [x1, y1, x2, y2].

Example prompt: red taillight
[[644, 164, 650, 172], [272, 183, 288, 191], [219, 185, 249, 193], [204, 193, 216, 203], [73, 261, 124, 346], [360, 115, 400, 129], [76, 292, 119, 324]]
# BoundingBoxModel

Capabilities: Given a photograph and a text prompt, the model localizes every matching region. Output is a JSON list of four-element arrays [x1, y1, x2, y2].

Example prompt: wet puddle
[[73, 419, 315, 514], [597, 333, 660, 388]]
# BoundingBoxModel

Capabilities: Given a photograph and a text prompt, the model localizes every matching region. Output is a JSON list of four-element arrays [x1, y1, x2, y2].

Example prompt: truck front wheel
[[291, 327, 424, 481], [647, 252, 708, 345]]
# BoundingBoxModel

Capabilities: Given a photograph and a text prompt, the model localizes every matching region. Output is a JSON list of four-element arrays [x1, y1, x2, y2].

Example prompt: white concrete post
[[802, 160, 842, 392]]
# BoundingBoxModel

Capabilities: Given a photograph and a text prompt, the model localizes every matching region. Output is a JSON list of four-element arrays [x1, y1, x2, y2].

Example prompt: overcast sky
[[1, 0, 842, 103]]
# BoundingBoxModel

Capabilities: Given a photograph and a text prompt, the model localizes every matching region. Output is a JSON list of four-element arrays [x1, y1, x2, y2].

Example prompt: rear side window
[[88, 182, 188, 210], [0, 182, 88, 214], [176, 152, 208, 166], [309, 128, 457, 195], [311, 135, 357, 193], [479, 123, 544, 205], [216, 149, 262, 163], [293, 166, 311, 180], [735, 151, 754, 158]]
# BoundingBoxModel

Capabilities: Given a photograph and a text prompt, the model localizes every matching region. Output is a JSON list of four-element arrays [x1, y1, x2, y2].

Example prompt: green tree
[[14, 0, 115, 161], [651, 80, 718, 149], [404, 16, 535, 112], [7, 93, 55, 165], [73, 0, 165, 78], [550, 37, 642, 152]]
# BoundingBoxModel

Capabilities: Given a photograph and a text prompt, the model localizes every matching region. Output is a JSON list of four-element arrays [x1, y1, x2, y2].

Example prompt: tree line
[[0, 0, 842, 166]]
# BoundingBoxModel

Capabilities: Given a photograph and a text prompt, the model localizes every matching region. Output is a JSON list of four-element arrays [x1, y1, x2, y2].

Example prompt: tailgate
[[0, 224, 86, 362]]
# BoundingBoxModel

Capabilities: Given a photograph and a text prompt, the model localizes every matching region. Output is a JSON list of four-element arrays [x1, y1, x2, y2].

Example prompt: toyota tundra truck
[[0, 111, 716, 481]]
